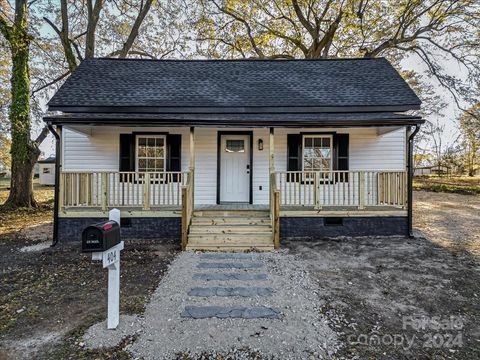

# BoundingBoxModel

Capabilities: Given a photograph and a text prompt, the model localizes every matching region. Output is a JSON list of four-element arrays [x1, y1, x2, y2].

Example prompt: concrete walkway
[[129, 251, 338, 359]]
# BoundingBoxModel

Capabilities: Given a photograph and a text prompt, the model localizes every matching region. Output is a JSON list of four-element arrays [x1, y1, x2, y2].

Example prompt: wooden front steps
[[186, 210, 274, 251]]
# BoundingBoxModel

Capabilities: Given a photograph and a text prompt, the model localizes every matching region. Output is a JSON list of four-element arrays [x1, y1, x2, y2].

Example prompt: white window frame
[[135, 134, 166, 173], [302, 134, 333, 179]]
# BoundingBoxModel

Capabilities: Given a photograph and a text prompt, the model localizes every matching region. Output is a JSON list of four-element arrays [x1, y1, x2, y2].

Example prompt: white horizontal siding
[[62, 127, 190, 171], [274, 127, 406, 171], [193, 128, 217, 204], [62, 126, 406, 206]]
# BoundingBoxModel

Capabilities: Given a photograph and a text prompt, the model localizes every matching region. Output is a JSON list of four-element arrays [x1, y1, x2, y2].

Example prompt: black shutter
[[287, 134, 302, 171], [167, 134, 181, 181], [333, 133, 349, 181], [287, 134, 302, 183], [119, 134, 135, 171]]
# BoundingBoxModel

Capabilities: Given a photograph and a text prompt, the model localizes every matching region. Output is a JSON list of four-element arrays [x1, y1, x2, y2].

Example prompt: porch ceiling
[[45, 112, 424, 127]]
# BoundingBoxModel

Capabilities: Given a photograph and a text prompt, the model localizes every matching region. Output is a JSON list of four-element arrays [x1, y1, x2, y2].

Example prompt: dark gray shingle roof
[[47, 58, 421, 111]]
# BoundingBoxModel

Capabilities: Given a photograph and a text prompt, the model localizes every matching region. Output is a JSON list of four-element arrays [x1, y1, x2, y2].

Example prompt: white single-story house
[[44, 58, 424, 250], [37, 156, 56, 185]]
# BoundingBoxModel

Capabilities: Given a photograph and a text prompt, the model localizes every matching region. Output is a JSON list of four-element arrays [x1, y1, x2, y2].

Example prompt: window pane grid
[[303, 135, 332, 174], [136, 136, 166, 172]]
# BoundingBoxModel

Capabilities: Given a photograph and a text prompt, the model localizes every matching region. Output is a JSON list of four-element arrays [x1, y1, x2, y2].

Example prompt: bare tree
[[195, 0, 480, 109]]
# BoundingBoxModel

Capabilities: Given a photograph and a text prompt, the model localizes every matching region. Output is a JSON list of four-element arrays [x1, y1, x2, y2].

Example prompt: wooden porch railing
[[273, 170, 407, 209], [60, 171, 189, 210], [269, 172, 280, 249], [181, 170, 194, 250]]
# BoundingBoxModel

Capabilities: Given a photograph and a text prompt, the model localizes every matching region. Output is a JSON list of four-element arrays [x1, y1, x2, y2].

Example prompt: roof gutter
[[47, 124, 61, 247], [42, 117, 425, 128], [407, 124, 421, 238]]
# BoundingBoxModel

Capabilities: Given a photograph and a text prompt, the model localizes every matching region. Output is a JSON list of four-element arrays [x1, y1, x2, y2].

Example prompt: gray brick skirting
[[58, 217, 181, 242], [280, 216, 408, 239]]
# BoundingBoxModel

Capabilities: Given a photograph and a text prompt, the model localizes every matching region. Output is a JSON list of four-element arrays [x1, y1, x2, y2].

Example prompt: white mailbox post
[[91, 208, 123, 330]]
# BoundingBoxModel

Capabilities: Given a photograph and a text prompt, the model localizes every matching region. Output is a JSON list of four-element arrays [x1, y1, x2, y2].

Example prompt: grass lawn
[[413, 175, 480, 195]]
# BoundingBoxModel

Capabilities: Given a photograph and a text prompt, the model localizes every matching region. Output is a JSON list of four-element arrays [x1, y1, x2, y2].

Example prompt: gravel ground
[[127, 251, 338, 359], [82, 314, 142, 349]]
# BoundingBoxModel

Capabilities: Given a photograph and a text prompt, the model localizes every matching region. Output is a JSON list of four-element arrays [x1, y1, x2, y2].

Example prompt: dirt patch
[[414, 191, 480, 257], [286, 237, 480, 359], [0, 236, 178, 359], [284, 191, 480, 359]]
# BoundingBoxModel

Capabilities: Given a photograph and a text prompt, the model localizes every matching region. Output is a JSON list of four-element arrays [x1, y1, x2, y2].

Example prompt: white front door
[[220, 135, 250, 203]]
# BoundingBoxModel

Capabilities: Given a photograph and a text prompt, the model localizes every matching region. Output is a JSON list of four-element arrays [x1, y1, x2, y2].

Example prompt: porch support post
[[269, 128, 274, 173], [269, 127, 275, 206], [407, 124, 421, 238], [48, 124, 62, 246], [189, 127, 195, 209]]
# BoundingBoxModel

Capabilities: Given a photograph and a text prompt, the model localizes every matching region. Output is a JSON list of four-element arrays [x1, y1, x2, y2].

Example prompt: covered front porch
[[59, 171, 407, 249], [47, 119, 416, 250]]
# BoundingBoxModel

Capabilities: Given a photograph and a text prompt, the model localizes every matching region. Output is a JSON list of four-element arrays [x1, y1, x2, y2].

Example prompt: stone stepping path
[[192, 273, 268, 281], [197, 262, 263, 269], [181, 306, 280, 319], [200, 253, 259, 260], [188, 286, 273, 297], [182, 253, 280, 319]]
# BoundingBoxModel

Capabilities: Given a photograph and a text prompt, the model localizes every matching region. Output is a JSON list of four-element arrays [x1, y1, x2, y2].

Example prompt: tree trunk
[[2, 0, 41, 209]]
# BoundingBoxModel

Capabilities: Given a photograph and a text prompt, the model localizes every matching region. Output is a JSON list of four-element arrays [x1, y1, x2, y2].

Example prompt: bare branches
[[211, 0, 266, 58]]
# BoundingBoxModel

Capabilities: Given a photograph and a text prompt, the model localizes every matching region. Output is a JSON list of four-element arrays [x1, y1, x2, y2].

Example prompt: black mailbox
[[82, 220, 120, 252]]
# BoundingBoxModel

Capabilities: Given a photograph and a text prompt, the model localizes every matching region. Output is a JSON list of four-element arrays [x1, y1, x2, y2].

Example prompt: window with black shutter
[[286, 133, 349, 182], [119, 133, 182, 181]]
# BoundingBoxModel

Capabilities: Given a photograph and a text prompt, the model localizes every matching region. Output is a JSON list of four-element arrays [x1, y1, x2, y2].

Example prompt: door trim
[[217, 131, 253, 204]]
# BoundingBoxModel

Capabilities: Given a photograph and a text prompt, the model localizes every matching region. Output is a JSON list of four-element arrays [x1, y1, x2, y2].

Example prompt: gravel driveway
[[128, 251, 338, 359]]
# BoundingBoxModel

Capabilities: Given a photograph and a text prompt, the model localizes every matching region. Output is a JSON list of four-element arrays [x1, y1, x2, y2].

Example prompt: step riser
[[190, 226, 272, 234], [193, 211, 269, 218], [188, 236, 273, 245], [186, 246, 274, 252], [192, 218, 271, 226]]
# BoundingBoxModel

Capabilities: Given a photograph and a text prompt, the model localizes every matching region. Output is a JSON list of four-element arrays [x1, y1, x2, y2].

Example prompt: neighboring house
[[37, 156, 56, 185], [33, 163, 39, 178], [43, 58, 424, 250], [414, 165, 451, 176]]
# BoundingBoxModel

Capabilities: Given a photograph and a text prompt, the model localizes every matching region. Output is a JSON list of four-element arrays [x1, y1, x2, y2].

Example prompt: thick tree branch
[[117, 0, 153, 58], [31, 71, 70, 95], [34, 125, 49, 147], [44, 1, 78, 72], [85, 0, 104, 58], [291, 0, 315, 37]]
